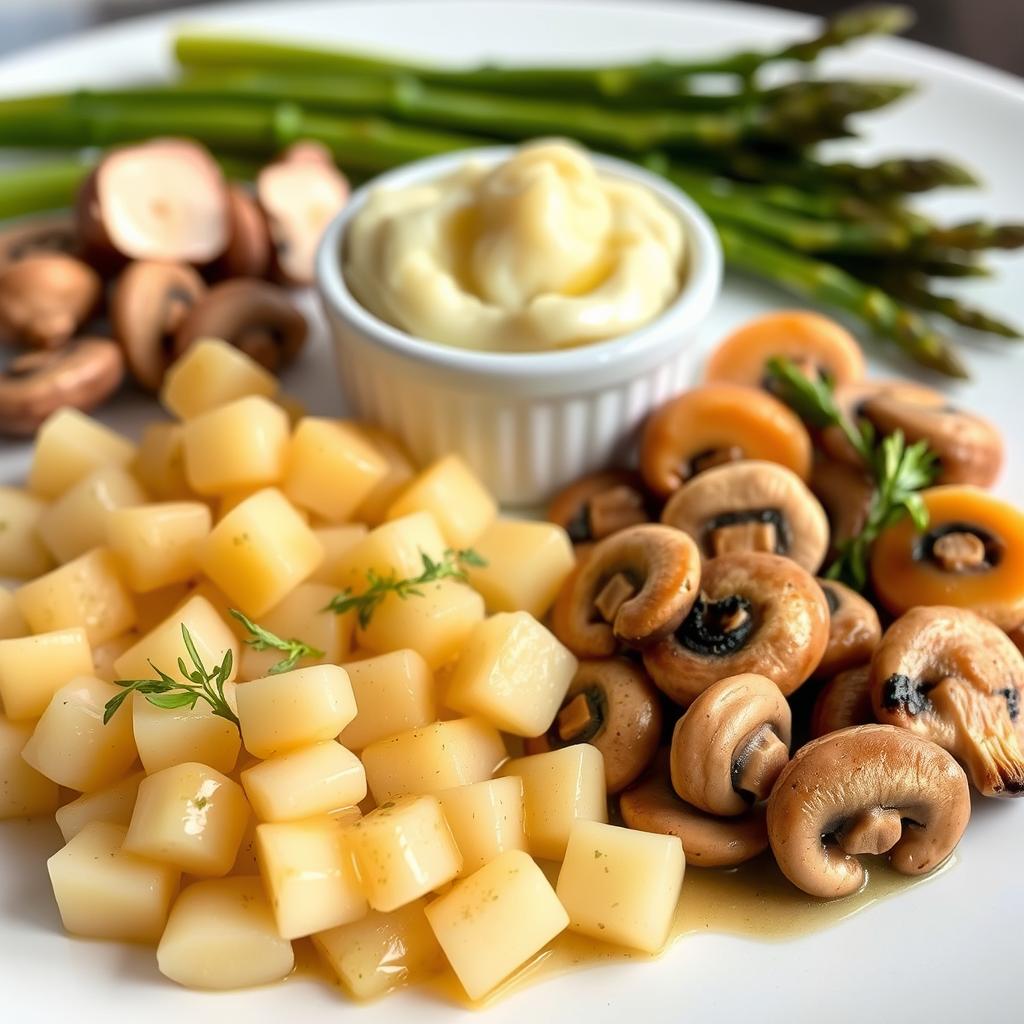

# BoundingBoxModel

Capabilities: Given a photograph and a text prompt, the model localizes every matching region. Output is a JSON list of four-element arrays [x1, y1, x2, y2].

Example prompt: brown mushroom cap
[[523, 658, 662, 793], [0, 214, 78, 271], [670, 673, 791, 816], [767, 724, 970, 898], [870, 605, 1024, 797], [215, 185, 273, 280], [547, 469, 652, 547], [816, 579, 882, 679], [553, 524, 701, 658], [810, 458, 874, 561], [810, 664, 874, 738], [661, 460, 829, 574], [643, 551, 830, 704]]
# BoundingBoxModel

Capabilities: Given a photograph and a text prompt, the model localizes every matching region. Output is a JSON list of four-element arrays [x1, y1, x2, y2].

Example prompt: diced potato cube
[[0, 487, 53, 579], [351, 425, 416, 526], [200, 488, 323, 617], [132, 422, 195, 501], [124, 762, 249, 876], [556, 820, 684, 953], [133, 583, 193, 634], [48, 822, 180, 942], [21, 676, 137, 792], [436, 776, 527, 876], [500, 746, 607, 861], [0, 627, 93, 720], [157, 876, 294, 990], [338, 650, 435, 752], [361, 718, 506, 804], [308, 524, 368, 585], [55, 769, 145, 841], [0, 586, 27, 640], [106, 502, 211, 592], [274, 393, 306, 425], [132, 692, 240, 776], [346, 795, 461, 912], [236, 664, 356, 759], [161, 337, 279, 421], [15, 548, 136, 646], [28, 409, 135, 499], [0, 715, 59, 818], [183, 396, 289, 496], [256, 816, 367, 938], [313, 898, 443, 1000], [242, 740, 366, 822], [283, 418, 388, 522], [445, 613, 577, 737], [230, 815, 260, 875], [424, 849, 568, 1000], [90, 633, 136, 683]]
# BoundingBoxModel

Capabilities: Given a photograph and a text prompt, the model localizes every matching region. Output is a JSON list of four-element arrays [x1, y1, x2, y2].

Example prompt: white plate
[[1, 2, 1022, 1021]]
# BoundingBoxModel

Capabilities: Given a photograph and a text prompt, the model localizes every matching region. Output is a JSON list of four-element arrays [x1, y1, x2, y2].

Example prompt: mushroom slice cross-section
[[548, 469, 652, 548], [816, 579, 882, 679], [809, 665, 874, 739]]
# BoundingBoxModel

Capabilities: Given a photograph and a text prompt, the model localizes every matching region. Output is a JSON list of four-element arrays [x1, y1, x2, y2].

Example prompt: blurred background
[[0, 0, 1021, 74]]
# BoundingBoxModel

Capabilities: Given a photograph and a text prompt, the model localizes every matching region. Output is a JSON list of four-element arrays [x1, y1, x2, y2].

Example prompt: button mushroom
[[523, 658, 663, 793], [548, 469, 653, 548], [810, 458, 874, 561], [816, 579, 882, 679], [809, 665, 874, 739], [870, 485, 1024, 630], [661, 460, 829, 574], [670, 673, 791, 816], [0, 214, 78, 271], [639, 383, 812, 498], [767, 724, 970, 898], [643, 551, 830, 704], [870, 605, 1024, 797], [214, 185, 273, 280]]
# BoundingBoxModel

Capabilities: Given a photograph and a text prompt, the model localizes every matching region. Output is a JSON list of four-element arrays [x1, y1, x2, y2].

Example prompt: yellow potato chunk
[[106, 502, 211, 592], [48, 822, 180, 942], [241, 740, 366, 822], [0, 715, 59, 818], [0, 586, 27, 640], [236, 664, 356, 759], [387, 454, 497, 549], [445, 612, 577, 737], [283, 418, 389, 522], [15, 547, 136, 646], [157, 876, 294, 990], [132, 693, 240, 775], [0, 487, 53, 579], [556, 819, 684, 952], [256, 816, 367, 938], [309, 524, 369, 584], [231, 815, 260, 875], [133, 584, 192, 634], [436, 776, 527, 876], [500, 746, 607, 861], [346, 795, 461, 912], [361, 718, 506, 804], [0, 627, 93, 720], [182, 395, 289, 496], [200, 488, 323, 617], [124, 762, 250, 876], [162, 337, 279, 420], [132, 421, 195, 501], [55, 769, 145, 841], [338, 649, 435, 752], [28, 409, 135, 500], [90, 633, 136, 683], [21, 676, 137, 792], [424, 849, 568, 1001], [351, 425, 416, 526]]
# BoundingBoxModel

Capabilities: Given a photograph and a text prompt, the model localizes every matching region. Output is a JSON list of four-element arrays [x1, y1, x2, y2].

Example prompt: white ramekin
[[317, 146, 722, 506]]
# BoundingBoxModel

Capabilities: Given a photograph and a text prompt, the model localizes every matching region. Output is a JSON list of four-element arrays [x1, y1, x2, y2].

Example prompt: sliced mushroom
[[871, 605, 1024, 797], [767, 724, 970, 898], [214, 185, 273, 280], [810, 458, 874, 561], [548, 469, 652, 548], [173, 278, 307, 373], [661, 460, 829, 574], [871, 485, 1024, 630], [0, 338, 124, 436], [816, 579, 882, 679], [670, 673, 791, 816], [643, 551, 830, 704], [0, 214, 78, 271], [640, 383, 812, 498], [523, 658, 662, 793], [110, 261, 206, 392], [810, 665, 874, 738], [0, 254, 101, 349]]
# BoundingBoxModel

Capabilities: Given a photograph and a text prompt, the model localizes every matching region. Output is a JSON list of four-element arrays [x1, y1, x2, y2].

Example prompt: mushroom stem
[[931, 530, 987, 572], [556, 693, 596, 742], [732, 725, 790, 802], [593, 572, 638, 623], [587, 486, 649, 539], [836, 807, 904, 856]]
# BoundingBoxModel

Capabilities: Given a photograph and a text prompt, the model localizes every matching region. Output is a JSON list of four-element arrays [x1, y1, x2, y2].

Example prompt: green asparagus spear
[[921, 220, 1024, 252], [0, 157, 93, 219]]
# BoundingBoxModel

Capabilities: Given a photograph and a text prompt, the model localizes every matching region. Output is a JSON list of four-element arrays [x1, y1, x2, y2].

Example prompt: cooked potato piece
[[0, 627, 93, 720], [132, 422, 195, 501], [0, 588, 26, 639], [15, 548, 136, 646], [48, 822, 180, 942], [157, 876, 294, 990], [230, 815, 260, 875], [0, 487, 53, 579], [0, 715, 60, 818], [256, 816, 367, 938], [22, 676, 137, 792], [133, 583, 193, 634], [236, 664, 356, 759], [346, 795, 461, 912], [106, 502, 211, 592], [424, 849, 568, 1001], [436, 776, 527, 876], [338, 649, 435, 752], [500, 746, 607, 860], [124, 762, 249, 876], [351, 425, 416, 526], [445, 612, 577, 737], [161, 337, 279, 421], [133, 693, 240, 775], [28, 409, 135, 500], [361, 718, 506, 804], [313, 897, 443, 1000], [55, 769, 145, 841], [199, 488, 323, 617], [308, 524, 369, 585], [556, 820, 684, 953], [90, 634, 136, 683]]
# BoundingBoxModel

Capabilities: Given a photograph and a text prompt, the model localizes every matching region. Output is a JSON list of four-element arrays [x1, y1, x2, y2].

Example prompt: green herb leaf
[[229, 609, 324, 675], [144, 691, 201, 711]]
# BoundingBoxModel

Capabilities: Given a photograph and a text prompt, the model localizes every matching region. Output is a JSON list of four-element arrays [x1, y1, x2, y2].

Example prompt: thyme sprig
[[230, 608, 324, 674]]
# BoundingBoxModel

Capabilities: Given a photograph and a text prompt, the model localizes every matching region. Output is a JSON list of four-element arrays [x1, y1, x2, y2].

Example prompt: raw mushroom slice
[[0, 214, 78, 271], [810, 458, 874, 561], [767, 724, 970, 898], [870, 605, 1024, 797], [816, 579, 882, 679], [215, 185, 273, 280], [548, 469, 652, 549], [810, 665, 874, 739]]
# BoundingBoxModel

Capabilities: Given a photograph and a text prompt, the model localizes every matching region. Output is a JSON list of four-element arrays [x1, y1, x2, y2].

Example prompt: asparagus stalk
[[922, 220, 1024, 252], [0, 157, 93, 219]]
